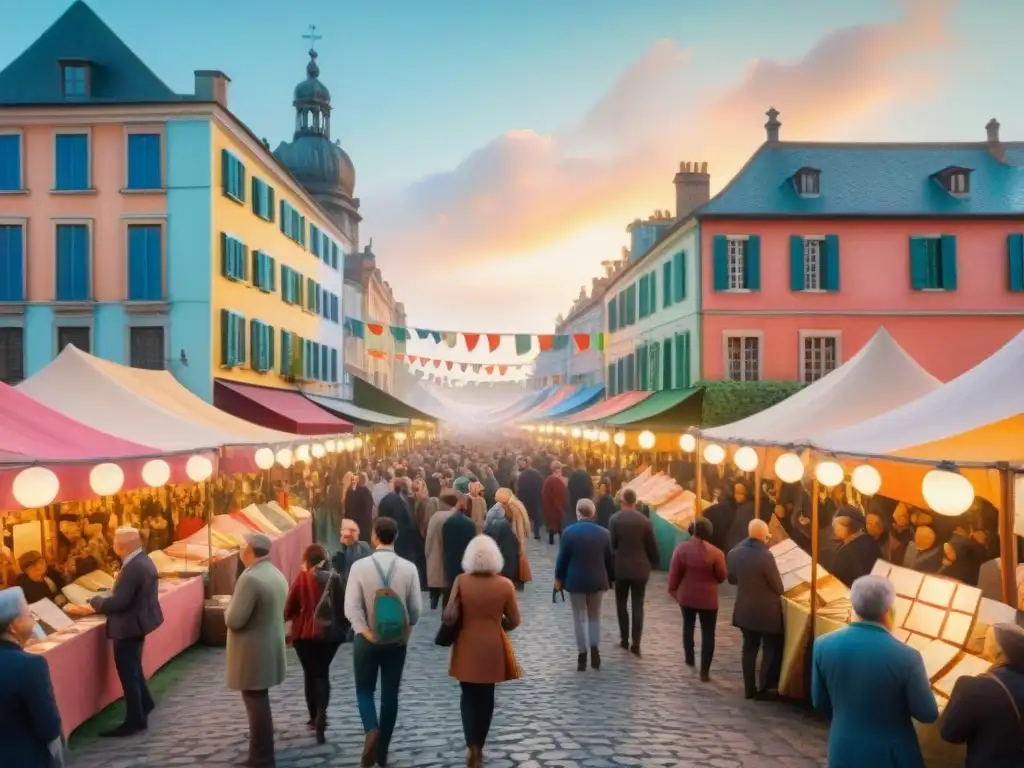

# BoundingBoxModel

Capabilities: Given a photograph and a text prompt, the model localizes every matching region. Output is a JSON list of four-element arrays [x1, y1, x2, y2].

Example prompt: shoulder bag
[[434, 576, 463, 647], [988, 671, 1024, 753]]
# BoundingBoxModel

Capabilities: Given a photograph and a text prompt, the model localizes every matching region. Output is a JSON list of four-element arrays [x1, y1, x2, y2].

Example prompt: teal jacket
[[812, 622, 938, 768]]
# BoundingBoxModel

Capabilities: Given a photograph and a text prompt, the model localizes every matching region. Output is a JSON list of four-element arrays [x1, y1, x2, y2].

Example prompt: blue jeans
[[352, 635, 407, 760]]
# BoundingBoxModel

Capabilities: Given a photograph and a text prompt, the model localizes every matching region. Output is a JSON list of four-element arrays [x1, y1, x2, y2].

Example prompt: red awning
[[214, 380, 353, 435], [566, 390, 654, 424]]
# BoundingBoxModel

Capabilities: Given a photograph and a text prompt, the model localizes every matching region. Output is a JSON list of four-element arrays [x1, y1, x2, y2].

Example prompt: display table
[[651, 513, 689, 571], [778, 595, 966, 767], [32, 576, 204, 737], [268, 518, 312, 584]]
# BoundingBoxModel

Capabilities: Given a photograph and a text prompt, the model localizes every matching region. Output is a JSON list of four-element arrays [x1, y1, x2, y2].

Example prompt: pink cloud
[[364, 0, 958, 331]]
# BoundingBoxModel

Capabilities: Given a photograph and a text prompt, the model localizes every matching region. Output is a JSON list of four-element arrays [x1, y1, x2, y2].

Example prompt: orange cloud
[[364, 0, 957, 332]]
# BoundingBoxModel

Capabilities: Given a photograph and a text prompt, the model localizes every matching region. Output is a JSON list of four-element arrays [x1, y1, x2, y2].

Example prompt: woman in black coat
[[483, 505, 521, 586], [344, 473, 375, 543], [595, 481, 617, 528]]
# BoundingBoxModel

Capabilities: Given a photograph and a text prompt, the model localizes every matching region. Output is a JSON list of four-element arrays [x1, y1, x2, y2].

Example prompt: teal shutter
[[789, 236, 805, 291], [824, 234, 840, 291], [909, 236, 928, 289], [220, 150, 230, 196], [636, 345, 646, 389], [648, 271, 657, 314], [682, 332, 691, 387], [638, 276, 648, 319], [674, 334, 684, 389], [712, 236, 728, 291], [662, 261, 672, 308], [651, 341, 661, 389], [607, 363, 615, 396], [1009, 234, 1024, 291], [280, 330, 290, 374], [662, 340, 672, 389], [267, 325, 275, 371], [220, 309, 230, 365], [673, 251, 685, 301], [940, 235, 957, 290], [746, 236, 761, 290], [608, 296, 618, 332]]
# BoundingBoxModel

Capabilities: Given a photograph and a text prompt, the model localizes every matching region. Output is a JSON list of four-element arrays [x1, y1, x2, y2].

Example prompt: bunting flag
[[538, 335, 554, 352], [487, 334, 501, 352], [443, 331, 458, 349], [464, 333, 480, 352], [366, 322, 384, 336], [391, 326, 410, 343], [573, 334, 590, 352]]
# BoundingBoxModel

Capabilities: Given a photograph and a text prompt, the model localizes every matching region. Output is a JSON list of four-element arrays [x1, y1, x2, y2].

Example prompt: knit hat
[[994, 623, 1024, 670], [835, 505, 865, 525], [453, 476, 470, 494]]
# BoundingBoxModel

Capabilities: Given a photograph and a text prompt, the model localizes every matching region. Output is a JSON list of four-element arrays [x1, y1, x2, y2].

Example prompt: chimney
[[194, 70, 231, 108], [987, 118, 1004, 162], [765, 107, 781, 144], [672, 161, 711, 219]]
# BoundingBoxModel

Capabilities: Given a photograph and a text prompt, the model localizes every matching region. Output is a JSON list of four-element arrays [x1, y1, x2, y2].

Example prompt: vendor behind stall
[[15, 552, 66, 607]]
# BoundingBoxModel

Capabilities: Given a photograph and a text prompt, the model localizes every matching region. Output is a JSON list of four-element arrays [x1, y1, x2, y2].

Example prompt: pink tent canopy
[[0, 383, 214, 512]]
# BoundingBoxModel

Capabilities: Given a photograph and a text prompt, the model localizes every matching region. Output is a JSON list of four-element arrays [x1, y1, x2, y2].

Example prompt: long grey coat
[[726, 538, 785, 635], [225, 558, 289, 691], [425, 504, 454, 589]]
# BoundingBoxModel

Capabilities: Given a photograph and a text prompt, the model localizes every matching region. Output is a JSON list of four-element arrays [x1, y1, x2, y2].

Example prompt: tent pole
[[694, 437, 703, 519], [753, 450, 763, 521], [998, 463, 1018, 608], [809, 479, 820, 634]]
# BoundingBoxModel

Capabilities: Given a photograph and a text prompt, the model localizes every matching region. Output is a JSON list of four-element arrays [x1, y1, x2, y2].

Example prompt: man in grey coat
[[726, 519, 785, 700], [226, 532, 289, 767], [424, 491, 457, 609], [608, 488, 659, 656]]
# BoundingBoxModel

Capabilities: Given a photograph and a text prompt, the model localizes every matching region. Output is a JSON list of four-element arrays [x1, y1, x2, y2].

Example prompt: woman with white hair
[[441, 534, 522, 767]]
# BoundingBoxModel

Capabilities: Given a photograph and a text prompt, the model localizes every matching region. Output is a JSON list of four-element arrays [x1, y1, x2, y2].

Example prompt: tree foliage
[[698, 379, 804, 427]]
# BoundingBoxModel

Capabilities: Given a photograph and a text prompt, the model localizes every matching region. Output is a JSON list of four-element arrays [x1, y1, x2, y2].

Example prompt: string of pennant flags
[[366, 349, 529, 376], [343, 316, 606, 355]]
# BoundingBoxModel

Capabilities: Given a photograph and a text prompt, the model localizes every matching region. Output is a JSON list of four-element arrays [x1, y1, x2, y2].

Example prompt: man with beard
[[515, 457, 544, 541]]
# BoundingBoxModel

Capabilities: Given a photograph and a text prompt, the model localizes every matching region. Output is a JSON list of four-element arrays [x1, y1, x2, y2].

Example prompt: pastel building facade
[[345, 244, 401, 394], [0, 2, 353, 401], [699, 111, 1024, 383], [532, 279, 607, 388]]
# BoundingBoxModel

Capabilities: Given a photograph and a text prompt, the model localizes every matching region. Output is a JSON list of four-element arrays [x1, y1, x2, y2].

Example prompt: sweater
[[343, 549, 422, 639]]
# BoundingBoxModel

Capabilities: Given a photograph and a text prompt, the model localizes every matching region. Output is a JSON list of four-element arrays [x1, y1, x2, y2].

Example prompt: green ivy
[[698, 379, 804, 427]]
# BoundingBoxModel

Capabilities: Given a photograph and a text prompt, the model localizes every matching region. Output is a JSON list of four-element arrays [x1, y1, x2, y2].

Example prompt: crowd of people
[[2, 438, 1024, 768]]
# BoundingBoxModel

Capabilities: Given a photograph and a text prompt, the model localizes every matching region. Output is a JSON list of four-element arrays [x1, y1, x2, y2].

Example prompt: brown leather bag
[[518, 550, 533, 583]]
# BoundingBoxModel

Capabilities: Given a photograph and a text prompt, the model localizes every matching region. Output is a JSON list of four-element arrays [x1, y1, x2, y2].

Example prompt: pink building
[[698, 109, 1024, 384]]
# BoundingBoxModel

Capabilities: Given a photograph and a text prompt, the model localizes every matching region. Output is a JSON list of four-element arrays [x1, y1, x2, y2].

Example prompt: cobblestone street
[[70, 538, 829, 768]]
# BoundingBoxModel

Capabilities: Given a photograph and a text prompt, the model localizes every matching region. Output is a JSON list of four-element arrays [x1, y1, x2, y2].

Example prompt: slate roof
[[699, 143, 1024, 217], [0, 1, 184, 105]]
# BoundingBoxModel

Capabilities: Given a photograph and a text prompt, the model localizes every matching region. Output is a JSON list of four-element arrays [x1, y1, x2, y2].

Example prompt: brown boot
[[361, 729, 379, 767]]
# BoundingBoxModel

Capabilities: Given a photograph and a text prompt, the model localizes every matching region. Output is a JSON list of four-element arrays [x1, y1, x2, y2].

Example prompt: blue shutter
[[712, 235, 729, 291], [824, 234, 840, 292], [0, 225, 24, 301], [127, 134, 160, 189], [0, 135, 20, 191], [128, 226, 162, 300], [638, 276, 647, 319], [56, 134, 88, 191], [909, 237, 929, 290], [250, 320, 259, 369], [789, 236, 805, 291], [268, 325, 276, 371], [280, 201, 287, 233], [673, 252, 685, 301], [1009, 234, 1024, 292], [56, 225, 89, 300], [746, 236, 761, 290], [940, 235, 957, 290]]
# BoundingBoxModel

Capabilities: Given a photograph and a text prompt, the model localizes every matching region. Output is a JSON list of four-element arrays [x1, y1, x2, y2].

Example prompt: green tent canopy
[[351, 376, 438, 422], [304, 393, 409, 427], [602, 387, 704, 431]]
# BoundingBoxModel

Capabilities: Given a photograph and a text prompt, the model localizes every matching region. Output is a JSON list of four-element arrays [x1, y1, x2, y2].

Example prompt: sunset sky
[[2, 0, 1019, 374]]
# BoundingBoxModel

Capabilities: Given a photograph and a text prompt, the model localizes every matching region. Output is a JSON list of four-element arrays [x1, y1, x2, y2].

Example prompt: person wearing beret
[[831, 506, 882, 588]]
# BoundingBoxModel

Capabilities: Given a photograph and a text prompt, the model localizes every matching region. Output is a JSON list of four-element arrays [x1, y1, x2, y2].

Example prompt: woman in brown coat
[[444, 534, 521, 767]]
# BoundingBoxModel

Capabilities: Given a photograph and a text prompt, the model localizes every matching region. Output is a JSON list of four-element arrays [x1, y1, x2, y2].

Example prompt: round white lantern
[[613, 431, 626, 447], [185, 455, 214, 482], [598, 431, 610, 443], [774, 452, 805, 484], [851, 464, 882, 496], [922, 466, 975, 517], [555, 427, 567, 436], [733, 446, 758, 472], [141, 459, 171, 488], [311, 443, 326, 459], [571, 428, 582, 439], [12, 466, 60, 508], [254, 448, 276, 470], [324, 440, 336, 454], [679, 433, 697, 453], [295, 444, 311, 463], [814, 460, 845, 489], [354, 438, 364, 450], [394, 432, 407, 444], [276, 448, 294, 468], [343, 439, 356, 452], [703, 443, 726, 466], [89, 463, 125, 496], [638, 430, 656, 450], [582, 429, 595, 441]]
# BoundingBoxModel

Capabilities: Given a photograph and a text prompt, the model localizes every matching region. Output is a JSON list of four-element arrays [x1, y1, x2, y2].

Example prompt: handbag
[[988, 672, 1024, 750], [518, 550, 533, 583], [501, 629, 521, 681], [552, 587, 565, 603], [434, 577, 462, 647]]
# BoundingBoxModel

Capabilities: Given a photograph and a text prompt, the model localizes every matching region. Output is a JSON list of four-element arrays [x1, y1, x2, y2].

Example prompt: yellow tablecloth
[[779, 596, 965, 768]]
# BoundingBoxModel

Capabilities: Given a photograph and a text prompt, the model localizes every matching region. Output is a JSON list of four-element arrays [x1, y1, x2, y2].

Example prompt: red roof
[[215, 380, 353, 435]]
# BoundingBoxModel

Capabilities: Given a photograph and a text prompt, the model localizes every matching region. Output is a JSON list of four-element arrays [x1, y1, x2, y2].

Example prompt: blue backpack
[[370, 556, 408, 644]]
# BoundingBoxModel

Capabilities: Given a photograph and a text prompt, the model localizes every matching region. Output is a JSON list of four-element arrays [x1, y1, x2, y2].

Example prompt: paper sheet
[[950, 584, 982, 615], [61, 584, 99, 606], [887, 566, 925, 599], [934, 654, 992, 697], [918, 576, 957, 609], [919, 639, 961, 680], [941, 611, 974, 647], [770, 539, 799, 558], [977, 597, 1018, 626], [894, 596, 913, 629], [28, 598, 74, 632], [904, 602, 946, 638], [793, 563, 829, 584], [870, 560, 892, 578], [11, 521, 43, 560]]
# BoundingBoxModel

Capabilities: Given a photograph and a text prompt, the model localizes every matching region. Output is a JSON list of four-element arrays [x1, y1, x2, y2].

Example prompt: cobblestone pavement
[[70, 537, 829, 768]]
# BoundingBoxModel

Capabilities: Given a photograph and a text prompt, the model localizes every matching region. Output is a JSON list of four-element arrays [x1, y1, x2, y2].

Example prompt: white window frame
[[0, 129, 26, 193], [799, 330, 842, 384], [51, 216, 94, 303], [722, 331, 763, 382], [798, 171, 819, 196], [51, 127, 93, 193], [949, 172, 968, 195], [802, 235, 825, 292], [122, 124, 167, 192], [725, 235, 749, 292]]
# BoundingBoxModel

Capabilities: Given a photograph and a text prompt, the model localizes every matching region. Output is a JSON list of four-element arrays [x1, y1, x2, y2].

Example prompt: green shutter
[[674, 334, 684, 389], [683, 332, 692, 387], [648, 271, 657, 315], [712, 236, 729, 291], [251, 178, 259, 214], [220, 309, 230, 365], [662, 339, 673, 389], [746, 236, 761, 290], [676, 252, 686, 301], [607, 363, 615, 396], [268, 186, 275, 222], [608, 296, 618, 332], [662, 260, 672, 308], [1009, 234, 1024, 291], [250, 320, 259, 368], [940, 235, 957, 290], [220, 233, 228, 276], [638, 276, 648, 319], [651, 341, 661, 390], [789, 235, 805, 291], [241, 244, 249, 281], [238, 164, 246, 203], [220, 150, 230, 196], [280, 330, 290, 375], [909, 236, 929, 290], [824, 234, 841, 291]]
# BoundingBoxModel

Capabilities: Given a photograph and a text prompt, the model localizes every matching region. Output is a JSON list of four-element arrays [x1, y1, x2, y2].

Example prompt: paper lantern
[[851, 464, 882, 496], [324, 440, 336, 454], [254, 448, 276, 470], [89, 463, 124, 496], [638, 430, 656, 450], [141, 459, 171, 487], [394, 432, 407, 443], [922, 466, 975, 517], [555, 427, 567, 436], [276, 448, 294, 468], [598, 431, 610, 443], [814, 460, 845, 489], [571, 428, 582, 439], [344, 439, 356, 452], [679, 433, 697, 453], [613, 431, 626, 447], [702, 443, 725, 466], [12, 466, 60, 508], [354, 438, 364, 449], [582, 429, 595, 441], [774, 452, 805, 484], [733, 446, 758, 472], [185, 455, 214, 482], [295, 444, 311, 463], [311, 443, 326, 458]]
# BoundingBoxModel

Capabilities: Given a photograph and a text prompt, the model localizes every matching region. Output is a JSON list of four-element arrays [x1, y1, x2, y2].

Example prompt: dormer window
[[933, 166, 973, 197], [60, 62, 90, 98], [792, 167, 821, 197]]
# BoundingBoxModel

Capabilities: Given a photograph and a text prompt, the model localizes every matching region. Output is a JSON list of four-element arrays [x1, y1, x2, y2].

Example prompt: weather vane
[[302, 24, 322, 52]]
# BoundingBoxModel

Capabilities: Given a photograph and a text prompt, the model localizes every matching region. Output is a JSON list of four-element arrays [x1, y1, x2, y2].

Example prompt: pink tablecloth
[[269, 518, 313, 584], [40, 576, 204, 736]]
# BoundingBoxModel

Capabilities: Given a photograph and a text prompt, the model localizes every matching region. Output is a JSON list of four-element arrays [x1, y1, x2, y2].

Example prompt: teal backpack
[[370, 556, 408, 644]]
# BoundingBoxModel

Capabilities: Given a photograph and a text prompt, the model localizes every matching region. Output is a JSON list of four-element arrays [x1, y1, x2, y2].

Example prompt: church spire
[[292, 24, 331, 140]]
